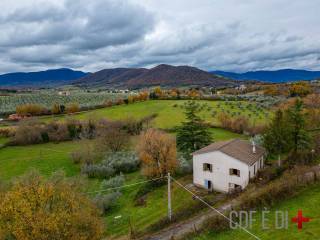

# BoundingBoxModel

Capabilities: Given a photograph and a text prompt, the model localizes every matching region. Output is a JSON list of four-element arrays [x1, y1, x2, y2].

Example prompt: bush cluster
[[10, 119, 83, 145], [217, 112, 266, 135], [10, 114, 157, 146], [238, 166, 320, 210], [94, 174, 125, 213], [0, 127, 15, 138], [81, 152, 139, 179]]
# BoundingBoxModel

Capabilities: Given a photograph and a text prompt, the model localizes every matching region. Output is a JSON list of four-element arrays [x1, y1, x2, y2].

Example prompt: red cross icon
[[291, 210, 311, 229]]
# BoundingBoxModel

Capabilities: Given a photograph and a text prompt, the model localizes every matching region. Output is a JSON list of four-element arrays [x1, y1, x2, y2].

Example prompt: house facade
[[192, 139, 266, 193]]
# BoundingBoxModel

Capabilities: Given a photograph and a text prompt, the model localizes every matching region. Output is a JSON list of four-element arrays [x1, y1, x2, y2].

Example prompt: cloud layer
[[0, 0, 319, 73]]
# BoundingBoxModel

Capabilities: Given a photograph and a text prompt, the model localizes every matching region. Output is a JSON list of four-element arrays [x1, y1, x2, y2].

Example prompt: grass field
[[104, 173, 201, 237], [192, 184, 320, 240], [0, 127, 242, 237], [0, 137, 7, 145], [38, 100, 270, 129], [0, 99, 261, 237], [0, 140, 85, 181], [0, 127, 241, 181]]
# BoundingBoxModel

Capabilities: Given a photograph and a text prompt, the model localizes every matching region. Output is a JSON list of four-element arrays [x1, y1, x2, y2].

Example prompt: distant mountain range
[[0, 68, 87, 87], [74, 64, 235, 88], [1, 66, 320, 89], [211, 69, 320, 83]]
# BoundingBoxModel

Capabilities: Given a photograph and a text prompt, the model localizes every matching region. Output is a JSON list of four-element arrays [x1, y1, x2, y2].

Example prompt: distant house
[[58, 91, 70, 96], [192, 139, 266, 193], [119, 89, 130, 94], [235, 84, 247, 91]]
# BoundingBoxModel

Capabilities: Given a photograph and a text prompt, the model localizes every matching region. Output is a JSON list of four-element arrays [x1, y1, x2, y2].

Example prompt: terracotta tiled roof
[[192, 139, 266, 165]]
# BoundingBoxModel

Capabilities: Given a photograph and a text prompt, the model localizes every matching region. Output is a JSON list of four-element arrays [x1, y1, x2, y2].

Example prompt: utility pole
[[168, 172, 172, 221]]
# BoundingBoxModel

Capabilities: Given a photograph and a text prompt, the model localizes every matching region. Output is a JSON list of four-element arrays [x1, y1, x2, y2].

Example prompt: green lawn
[[0, 137, 8, 145], [0, 100, 257, 237], [38, 100, 270, 129], [104, 173, 198, 237], [0, 140, 84, 181], [0, 127, 243, 237], [192, 184, 320, 240]]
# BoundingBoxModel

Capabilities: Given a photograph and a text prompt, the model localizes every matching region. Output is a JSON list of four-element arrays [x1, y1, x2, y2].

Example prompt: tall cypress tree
[[286, 98, 312, 153], [263, 109, 290, 165], [176, 101, 212, 157]]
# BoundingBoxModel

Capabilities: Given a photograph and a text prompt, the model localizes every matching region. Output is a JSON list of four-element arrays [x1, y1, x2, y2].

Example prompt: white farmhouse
[[192, 139, 266, 193]]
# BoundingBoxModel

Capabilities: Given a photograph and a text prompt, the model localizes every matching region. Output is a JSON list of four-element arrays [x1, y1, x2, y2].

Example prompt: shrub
[[0, 128, 14, 137], [176, 153, 193, 175], [71, 151, 83, 164], [286, 150, 316, 165], [94, 174, 125, 213], [104, 100, 114, 107], [102, 152, 140, 173], [66, 102, 80, 114], [81, 152, 139, 179], [66, 118, 82, 139], [51, 103, 65, 114], [11, 120, 43, 145], [94, 192, 122, 213], [97, 124, 129, 152], [230, 116, 249, 133], [45, 121, 70, 142], [81, 118, 97, 139], [238, 166, 318, 210], [122, 118, 143, 135], [16, 103, 46, 116], [81, 164, 115, 179], [101, 174, 125, 190]]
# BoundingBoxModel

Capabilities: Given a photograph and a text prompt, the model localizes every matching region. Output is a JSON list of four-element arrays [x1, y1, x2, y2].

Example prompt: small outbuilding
[[192, 139, 266, 193]]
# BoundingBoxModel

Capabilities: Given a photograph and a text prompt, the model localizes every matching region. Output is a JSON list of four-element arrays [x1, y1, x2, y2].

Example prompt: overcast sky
[[0, 0, 319, 73]]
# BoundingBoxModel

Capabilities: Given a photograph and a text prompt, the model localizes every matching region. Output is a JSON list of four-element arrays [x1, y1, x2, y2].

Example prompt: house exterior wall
[[248, 156, 264, 179], [193, 151, 251, 193]]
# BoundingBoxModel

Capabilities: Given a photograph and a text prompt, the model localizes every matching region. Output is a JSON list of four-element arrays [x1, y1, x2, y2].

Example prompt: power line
[[170, 176, 261, 240], [85, 176, 165, 194]]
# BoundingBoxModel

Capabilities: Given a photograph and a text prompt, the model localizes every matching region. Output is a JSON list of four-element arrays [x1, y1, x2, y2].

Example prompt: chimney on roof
[[252, 140, 256, 154]]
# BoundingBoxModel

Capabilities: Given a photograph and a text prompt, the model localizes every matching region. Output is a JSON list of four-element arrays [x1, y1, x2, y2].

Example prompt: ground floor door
[[205, 179, 212, 191]]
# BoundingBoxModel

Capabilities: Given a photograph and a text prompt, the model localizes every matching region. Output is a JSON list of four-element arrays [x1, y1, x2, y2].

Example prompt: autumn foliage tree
[[16, 104, 46, 116], [289, 82, 312, 97], [51, 103, 65, 114], [137, 128, 178, 177], [304, 93, 320, 129], [0, 171, 104, 240], [66, 102, 80, 114]]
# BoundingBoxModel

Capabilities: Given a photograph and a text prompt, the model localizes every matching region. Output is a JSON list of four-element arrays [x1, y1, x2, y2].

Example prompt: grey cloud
[[0, 0, 155, 49], [0, 0, 320, 73]]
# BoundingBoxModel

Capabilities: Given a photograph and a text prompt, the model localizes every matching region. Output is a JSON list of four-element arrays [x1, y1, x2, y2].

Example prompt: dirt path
[[141, 201, 234, 240]]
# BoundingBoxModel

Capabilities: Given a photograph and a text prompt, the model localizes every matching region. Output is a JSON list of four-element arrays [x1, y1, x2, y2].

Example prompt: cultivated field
[[39, 100, 271, 129], [0, 90, 127, 115]]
